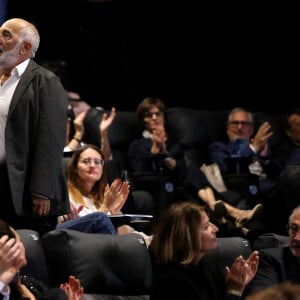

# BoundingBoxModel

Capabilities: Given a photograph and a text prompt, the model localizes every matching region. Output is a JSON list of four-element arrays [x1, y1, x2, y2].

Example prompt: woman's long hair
[[150, 201, 204, 265], [67, 144, 108, 209]]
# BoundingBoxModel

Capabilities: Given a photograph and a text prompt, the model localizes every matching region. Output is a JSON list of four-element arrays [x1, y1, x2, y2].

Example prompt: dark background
[[6, 1, 299, 112]]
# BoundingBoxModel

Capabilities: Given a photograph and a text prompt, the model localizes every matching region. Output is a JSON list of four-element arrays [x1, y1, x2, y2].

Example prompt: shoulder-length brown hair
[[150, 201, 205, 265], [67, 144, 108, 208], [136, 97, 166, 122]]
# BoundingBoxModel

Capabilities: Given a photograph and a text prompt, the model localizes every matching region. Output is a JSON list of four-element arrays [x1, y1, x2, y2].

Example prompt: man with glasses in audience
[[208, 107, 276, 195], [207, 107, 282, 235], [244, 205, 300, 296]]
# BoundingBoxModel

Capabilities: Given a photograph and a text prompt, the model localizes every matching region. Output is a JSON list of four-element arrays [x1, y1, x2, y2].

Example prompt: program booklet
[[109, 214, 153, 227]]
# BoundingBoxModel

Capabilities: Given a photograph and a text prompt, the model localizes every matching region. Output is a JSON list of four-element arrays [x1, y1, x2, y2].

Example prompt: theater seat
[[17, 229, 49, 286], [42, 230, 152, 297]]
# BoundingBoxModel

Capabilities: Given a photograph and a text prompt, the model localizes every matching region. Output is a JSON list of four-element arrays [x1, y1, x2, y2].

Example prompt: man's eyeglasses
[[144, 111, 163, 118], [228, 120, 253, 127], [80, 158, 105, 167], [286, 223, 300, 235]]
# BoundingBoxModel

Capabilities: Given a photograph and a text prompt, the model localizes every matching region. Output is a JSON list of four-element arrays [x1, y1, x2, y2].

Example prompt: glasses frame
[[144, 111, 163, 118], [286, 223, 300, 235], [80, 158, 105, 167], [228, 120, 253, 127]]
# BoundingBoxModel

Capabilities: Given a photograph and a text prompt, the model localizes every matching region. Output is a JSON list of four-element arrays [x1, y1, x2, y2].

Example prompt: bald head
[[0, 18, 40, 71]]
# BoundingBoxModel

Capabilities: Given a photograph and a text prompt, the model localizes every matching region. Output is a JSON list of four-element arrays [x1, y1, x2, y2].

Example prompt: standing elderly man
[[0, 18, 69, 234]]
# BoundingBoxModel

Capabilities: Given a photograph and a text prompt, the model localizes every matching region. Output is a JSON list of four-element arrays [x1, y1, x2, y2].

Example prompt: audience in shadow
[[128, 97, 262, 236], [244, 205, 300, 296]]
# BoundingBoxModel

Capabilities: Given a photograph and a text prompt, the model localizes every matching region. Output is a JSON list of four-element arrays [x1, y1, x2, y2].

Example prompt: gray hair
[[227, 107, 254, 126], [289, 206, 300, 223], [8, 18, 40, 58]]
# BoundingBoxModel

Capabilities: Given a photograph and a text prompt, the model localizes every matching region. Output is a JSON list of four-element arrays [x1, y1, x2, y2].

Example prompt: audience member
[[0, 219, 83, 299], [64, 104, 155, 218], [246, 281, 300, 300], [149, 201, 259, 299], [208, 107, 278, 203], [272, 109, 300, 168], [64, 106, 116, 159], [67, 91, 91, 117], [57, 144, 153, 246], [267, 109, 300, 233], [244, 205, 300, 296], [0, 18, 69, 234], [208, 107, 285, 236], [128, 97, 262, 230]]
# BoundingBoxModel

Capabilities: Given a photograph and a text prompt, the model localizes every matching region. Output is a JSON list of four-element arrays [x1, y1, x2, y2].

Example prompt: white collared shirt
[[0, 59, 30, 163]]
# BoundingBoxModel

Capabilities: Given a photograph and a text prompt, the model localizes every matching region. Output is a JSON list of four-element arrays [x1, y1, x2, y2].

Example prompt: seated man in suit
[[244, 205, 300, 296], [208, 107, 278, 202], [208, 107, 284, 236]]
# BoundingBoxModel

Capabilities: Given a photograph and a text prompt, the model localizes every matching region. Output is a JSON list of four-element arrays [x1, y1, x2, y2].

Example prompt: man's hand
[[32, 197, 50, 217], [251, 121, 273, 156]]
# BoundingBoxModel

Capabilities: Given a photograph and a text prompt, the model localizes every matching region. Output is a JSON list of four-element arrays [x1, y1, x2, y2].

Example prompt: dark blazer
[[150, 261, 242, 300], [245, 246, 300, 296], [208, 140, 256, 173], [5, 60, 69, 216], [208, 140, 281, 191], [128, 136, 186, 174], [128, 135, 209, 193]]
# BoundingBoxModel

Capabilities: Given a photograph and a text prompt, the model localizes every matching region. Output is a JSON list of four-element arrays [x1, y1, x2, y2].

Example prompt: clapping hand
[[225, 250, 259, 295], [0, 235, 26, 289], [100, 107, 116, 134], [251, 122, 273, 156], [151, 125, 168, 154], [103, 178, 130, 214], [60, 275, 84, 300]]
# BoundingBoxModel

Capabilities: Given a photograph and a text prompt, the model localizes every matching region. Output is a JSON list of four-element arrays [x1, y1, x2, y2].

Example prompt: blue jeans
[[56, 212, 117, 235]]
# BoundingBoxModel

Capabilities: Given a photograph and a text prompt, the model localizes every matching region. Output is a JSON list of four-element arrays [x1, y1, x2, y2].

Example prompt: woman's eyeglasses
[[144, 111, 163, 118], [80, 158, 105, 167]]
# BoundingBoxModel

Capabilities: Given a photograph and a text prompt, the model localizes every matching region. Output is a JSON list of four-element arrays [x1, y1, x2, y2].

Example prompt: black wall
[[6, 1, 299, 112]]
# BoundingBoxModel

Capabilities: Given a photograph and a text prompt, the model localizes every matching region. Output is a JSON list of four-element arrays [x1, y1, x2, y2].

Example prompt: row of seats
[[18, 228, 288, 300]]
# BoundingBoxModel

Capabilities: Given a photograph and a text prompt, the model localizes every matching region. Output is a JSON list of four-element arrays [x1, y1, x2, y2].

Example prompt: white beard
[[0, 43, 21, 69]]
